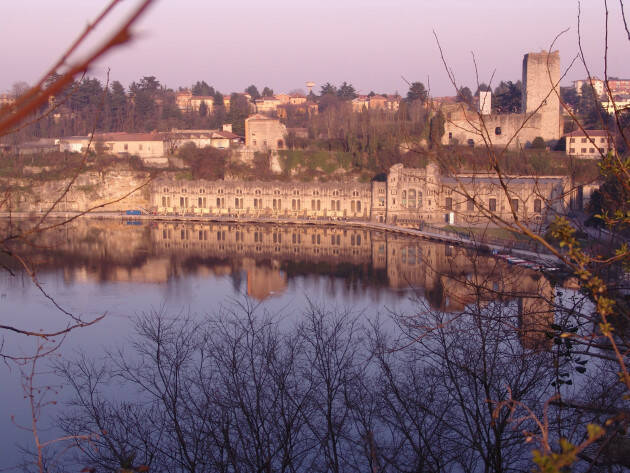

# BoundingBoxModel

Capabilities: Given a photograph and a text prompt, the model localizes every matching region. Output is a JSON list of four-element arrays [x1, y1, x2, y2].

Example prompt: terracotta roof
[[564, 129, 611, 137]]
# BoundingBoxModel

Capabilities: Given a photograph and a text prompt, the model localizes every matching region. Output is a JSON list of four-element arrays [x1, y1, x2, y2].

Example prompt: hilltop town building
[[443, 50, 561, 148], [352, 94, 401, 112], [58, 129, 242, 159], [0, 93, 15, 108], [573, 77, 630, 97], [564, 129, 615, 159]]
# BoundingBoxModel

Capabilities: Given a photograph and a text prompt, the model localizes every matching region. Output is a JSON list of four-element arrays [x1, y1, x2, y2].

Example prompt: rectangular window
[[467, 199, 474, 211], [317, 200, 321, 211], [570, 137, 575, 143], [511, 199, 519, 212], [534, 198, 542, 213], [581, 137, 587, 143], [217, 198, 221, 207], [489, 198, 497, 212], [311, 199, 316, 210], [162, 196, 166, 207], [351, 201, 356, 212], [581, 148, 587, 153], [357, 201, 361, 212], [445, 197, 453, 210], [180, 197, 185, 207], [569, 148, 575, 153]]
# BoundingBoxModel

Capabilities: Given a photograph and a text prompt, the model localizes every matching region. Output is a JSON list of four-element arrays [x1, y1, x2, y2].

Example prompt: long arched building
[[152, 163, 568, 228]]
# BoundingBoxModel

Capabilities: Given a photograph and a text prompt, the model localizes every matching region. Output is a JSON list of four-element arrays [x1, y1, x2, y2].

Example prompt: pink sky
[[0, 0, 628, 96]]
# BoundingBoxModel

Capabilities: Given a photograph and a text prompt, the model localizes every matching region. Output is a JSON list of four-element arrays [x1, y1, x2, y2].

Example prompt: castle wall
[[442, 50, 561, 148], [245, 116, 287, 151], [443, 110, 545, 148]]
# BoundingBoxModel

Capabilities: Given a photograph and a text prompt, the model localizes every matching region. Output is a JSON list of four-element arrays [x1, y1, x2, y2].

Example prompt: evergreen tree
[[245, 85, 260, 100], [493, 81, 522, 113], [192, 80, 215, 96], [337, 82, 357, 100], [320, 83, 337, 96], [406, 82, 428, 103], [227, 93, 250, 135]]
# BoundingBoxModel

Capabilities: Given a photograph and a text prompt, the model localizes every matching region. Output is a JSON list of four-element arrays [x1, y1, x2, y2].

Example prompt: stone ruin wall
[[443, 50, 561, 149]]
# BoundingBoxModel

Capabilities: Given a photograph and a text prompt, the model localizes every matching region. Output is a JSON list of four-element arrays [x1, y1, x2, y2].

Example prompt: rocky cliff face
[[1, 168, 152, 213]]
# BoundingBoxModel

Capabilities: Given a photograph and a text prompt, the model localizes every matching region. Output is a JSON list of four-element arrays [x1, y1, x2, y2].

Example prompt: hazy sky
[[0, 0, 628, 96]]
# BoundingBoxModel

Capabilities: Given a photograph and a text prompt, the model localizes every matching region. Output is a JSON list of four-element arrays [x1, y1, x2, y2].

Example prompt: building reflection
[[13, 219, 554, 347]]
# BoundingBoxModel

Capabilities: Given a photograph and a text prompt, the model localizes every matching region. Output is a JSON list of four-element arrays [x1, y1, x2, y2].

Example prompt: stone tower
[[522, 50, 561, 140]]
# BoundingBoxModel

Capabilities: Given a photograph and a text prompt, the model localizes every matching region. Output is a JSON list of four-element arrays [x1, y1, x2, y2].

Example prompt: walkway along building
[[152, 163, 569, 228]]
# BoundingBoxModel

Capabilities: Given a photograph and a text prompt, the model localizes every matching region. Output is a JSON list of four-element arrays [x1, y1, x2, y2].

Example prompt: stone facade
[[152, 163, 567, 228], [153, 179, 372, 220], [443, 50, 561, 148], [245, 115, 287, 151]]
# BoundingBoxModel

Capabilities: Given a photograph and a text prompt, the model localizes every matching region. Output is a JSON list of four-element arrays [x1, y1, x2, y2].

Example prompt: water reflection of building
[[18, 220, 553, 346]]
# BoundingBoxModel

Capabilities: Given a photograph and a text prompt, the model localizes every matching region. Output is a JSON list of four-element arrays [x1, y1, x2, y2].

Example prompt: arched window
[[401, 190, 407, 207]]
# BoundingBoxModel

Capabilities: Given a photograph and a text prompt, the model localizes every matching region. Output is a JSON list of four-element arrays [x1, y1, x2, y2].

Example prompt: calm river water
[[0, 218, 553, 471]]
